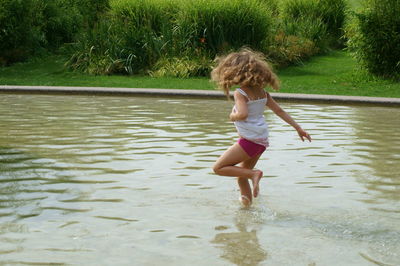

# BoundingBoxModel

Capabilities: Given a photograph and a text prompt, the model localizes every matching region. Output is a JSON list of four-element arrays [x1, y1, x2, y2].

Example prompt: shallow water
[[0, 94, 399, 265]]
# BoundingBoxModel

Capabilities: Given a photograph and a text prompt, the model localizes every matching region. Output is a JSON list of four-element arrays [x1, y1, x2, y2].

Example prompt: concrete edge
[[1, 85, 400, 106]]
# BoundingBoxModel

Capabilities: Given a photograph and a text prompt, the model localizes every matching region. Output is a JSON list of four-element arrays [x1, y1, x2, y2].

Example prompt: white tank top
[[233, 88, 269, 146]]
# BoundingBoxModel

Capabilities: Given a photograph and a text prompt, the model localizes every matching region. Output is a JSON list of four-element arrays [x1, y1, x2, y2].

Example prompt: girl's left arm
[[266, 93, 312, 142]]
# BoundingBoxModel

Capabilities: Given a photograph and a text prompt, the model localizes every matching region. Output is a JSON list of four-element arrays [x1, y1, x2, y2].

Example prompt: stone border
[[1, 85, 400, 106]]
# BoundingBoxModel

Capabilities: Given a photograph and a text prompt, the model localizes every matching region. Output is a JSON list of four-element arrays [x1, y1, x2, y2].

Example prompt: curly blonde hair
[[211, 48, 280, 97]]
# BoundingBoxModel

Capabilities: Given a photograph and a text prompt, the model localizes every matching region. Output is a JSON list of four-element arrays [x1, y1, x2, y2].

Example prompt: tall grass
[[65, 0, 348, 76], [280, 0, 347, 50], [67, 0, 276, 75], [67, 0, 175, 74], [1, 0, 349, 75], [66, 18, 125, 75], [111, 0, 176, 72], [346, 0, 400, 79], [175, 0, 273, 57]]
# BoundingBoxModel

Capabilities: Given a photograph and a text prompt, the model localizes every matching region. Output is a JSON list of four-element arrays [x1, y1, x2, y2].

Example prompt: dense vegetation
[[67, 0, 348, 76], [346, 0, 400, 79], [1, 0, 399, 80], [0, 0, 109, 65]]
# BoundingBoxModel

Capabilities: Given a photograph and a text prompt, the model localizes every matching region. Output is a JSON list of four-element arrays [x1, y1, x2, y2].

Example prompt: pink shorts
[[237, 138, 267, 158]]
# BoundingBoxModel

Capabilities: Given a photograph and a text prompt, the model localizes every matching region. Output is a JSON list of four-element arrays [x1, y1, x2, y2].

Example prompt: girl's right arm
[[266, 93, 311, 142], [229, 90, 248, 121]]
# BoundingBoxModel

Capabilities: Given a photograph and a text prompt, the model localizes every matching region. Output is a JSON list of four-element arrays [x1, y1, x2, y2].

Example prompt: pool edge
[[1, 85, 400, 106]]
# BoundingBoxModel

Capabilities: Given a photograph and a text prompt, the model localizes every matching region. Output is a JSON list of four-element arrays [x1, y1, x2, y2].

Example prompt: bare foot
[[251, 170, 263, 198], [239, 195, 252, 207]]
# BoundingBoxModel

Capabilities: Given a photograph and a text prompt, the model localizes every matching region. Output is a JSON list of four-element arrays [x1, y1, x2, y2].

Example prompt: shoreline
[[1, 85, 400, 106]]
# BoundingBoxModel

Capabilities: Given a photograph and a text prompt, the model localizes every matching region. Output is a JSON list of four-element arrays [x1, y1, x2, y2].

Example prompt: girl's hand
[[297, 128, 312, 142]]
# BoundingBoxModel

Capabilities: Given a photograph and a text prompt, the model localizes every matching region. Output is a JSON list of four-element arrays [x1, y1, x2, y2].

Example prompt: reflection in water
[[212, 210, 267, 266], [0, 94, 399, 265], [351, 107, 400, 213]]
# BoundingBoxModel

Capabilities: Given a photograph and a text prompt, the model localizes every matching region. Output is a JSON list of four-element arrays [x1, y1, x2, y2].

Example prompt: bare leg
[[237, 178, 252, 207], [213, 143, 263, 200], [238, 153, 262, 206]]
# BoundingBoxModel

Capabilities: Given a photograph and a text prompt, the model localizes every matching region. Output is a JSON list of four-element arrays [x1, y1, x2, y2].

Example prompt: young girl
[[211, 48, 311, 207]]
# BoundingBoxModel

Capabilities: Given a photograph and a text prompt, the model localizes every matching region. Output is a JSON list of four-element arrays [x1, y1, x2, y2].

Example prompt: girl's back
[[233, 88, 269, 146]]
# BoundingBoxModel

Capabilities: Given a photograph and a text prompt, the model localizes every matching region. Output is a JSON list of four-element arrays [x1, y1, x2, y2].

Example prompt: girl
[[211, 48, 311, 207]]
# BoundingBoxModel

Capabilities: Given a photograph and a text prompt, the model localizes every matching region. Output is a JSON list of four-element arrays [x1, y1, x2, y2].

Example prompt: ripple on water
[[0, 95, 399, 264], [176, 235, 201, 239]]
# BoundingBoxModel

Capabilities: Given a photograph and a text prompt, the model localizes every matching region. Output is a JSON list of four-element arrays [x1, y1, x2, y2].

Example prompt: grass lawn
[[0, 55, 211, 90], [1, 50, 399, 98], [277, 51, 400, 98]]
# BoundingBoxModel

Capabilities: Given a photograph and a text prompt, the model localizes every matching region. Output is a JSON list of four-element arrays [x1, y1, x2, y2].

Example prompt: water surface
[[0, 94, 399, 265]]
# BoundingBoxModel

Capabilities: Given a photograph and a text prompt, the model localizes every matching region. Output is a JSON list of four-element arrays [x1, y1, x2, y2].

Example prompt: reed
[[280, 0, 347, 50], [65, 0, 347, 76], [67, 0, 275, 75], [175, 0, 274, 57]]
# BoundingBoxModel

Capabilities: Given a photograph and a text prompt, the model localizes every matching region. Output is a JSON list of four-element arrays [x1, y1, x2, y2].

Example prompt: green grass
[[277, 50, 400, 97], [0, 55, 211, 90], [1, 50, 399, 97], [347, 0, 363, 10]]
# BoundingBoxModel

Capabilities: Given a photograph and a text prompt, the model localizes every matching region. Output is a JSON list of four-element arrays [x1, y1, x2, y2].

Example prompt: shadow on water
[[211, 208, 267, 266]]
